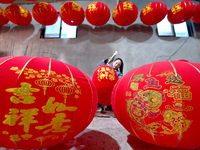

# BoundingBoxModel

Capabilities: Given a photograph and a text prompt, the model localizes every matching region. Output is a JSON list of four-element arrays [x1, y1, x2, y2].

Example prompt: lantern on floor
[[191, 3, 200, 24], [85, 2, 110, 26], [168, 1, 196, 24], [112, 1, 138, 26], [0, 56, 98, 149], [0, 8, 9, 26], [140, 1, 168, 25], [0, 0, 15, 4], [5, 5, 32, 26], [92, 65, 118, 106], [32, 2, 58, 26], [112, 60, 200, 149], [60, 1, 84, 26]]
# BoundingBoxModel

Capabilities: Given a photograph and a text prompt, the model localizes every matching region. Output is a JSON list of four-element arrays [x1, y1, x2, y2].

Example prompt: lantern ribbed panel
[[0, 8, 9, 25]]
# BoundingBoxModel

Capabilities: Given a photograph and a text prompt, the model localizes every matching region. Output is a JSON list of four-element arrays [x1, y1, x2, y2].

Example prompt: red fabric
[[86, 2, 110, 26], [60, 2, 84, 26], [191, 3, 200, 23], [112, 1, 138, 26], [32, 2, 58, 26], [168, 1, 196, 24], [5, 5, 32, 26], [0, 0, 15, 4], [111, 60, 200, 149], [92, 65, 118, 106], [140, 1, 168, 25], [0, 56, 98, 149], [0, 8, 9, 26]]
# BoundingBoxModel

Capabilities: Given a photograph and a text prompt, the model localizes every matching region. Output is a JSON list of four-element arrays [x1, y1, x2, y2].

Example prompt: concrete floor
[[1, 110, 199, 150]]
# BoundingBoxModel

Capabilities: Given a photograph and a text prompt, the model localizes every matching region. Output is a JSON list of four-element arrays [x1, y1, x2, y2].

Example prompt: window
[[157, 15, 195, 37], [40, 14, 78, 39]]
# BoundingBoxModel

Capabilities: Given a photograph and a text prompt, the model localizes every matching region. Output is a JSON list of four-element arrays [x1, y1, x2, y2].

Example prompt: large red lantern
[[32, 2, 58, 26], [140, 1, 168, 25], [168, 1, 196, 24], [5, 5, 32, 26], [112, 60, 200, 149], [112, 1, 138, 26], [85, 2, 110, 26], [0, 0, 15, 4], [191, 3, 200, 24], [0, 56, 98, 149], [0, 8, 9, 26], [92, 65, 118, 106], [60, 1, 84, 26]]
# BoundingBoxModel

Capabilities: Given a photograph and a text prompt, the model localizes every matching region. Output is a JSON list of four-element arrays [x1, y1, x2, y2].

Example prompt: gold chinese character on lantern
[[97, 67, 116, 81], [72, 2, 81, 11], [171, 3, 183, 15], [123, 2, 133, 11]]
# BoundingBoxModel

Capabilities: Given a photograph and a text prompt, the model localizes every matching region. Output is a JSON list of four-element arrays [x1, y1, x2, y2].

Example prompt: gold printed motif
[[132, 74, 144, 81], [88, 3, 97, 13], [166, 74, 184, 84], [72, 2, 81, 11], [144, 77, 162, 89], [35, 113, 71, 134], [42, 97, 77, 113], [3, 108, 39, 133], [167, 85, 192, 101], [142, 3, 153, 15], [130, 82, 139, 91], [161, 110, 191, 134], [10, 135, 21, 142], [21, 134, 33, 140], [123, 2, 133, 11], [6, 82, 40, 104], [97, 67, 116, 81], [35, 79, 55, 95], [19, 6, 28, 17], [171, 2, 183, 15]]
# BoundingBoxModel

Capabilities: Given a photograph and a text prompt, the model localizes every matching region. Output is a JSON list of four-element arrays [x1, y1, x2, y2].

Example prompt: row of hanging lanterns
[[0, 1, 200, 27]]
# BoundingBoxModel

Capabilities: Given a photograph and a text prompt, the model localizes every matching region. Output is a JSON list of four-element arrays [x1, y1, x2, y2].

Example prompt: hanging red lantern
[[112, 60, 200, 149], [191, 3, 200, 24], [60, 1, 84, 26], [168, 1, 196, 24], [0, 56, 98, 149], [92, 65, 118, 106], [140, 1, 168, 25], [112, 1, 138, 26], [0, 8, 9, 26], [85, 1, 110, 26], [32, 2, 58, 26], [0, 0, 15, 4], [5, 5, 32, 26]]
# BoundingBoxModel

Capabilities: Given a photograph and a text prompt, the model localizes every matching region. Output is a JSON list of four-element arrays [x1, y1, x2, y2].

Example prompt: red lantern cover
[[112, 60, 200, 149], [0, 0, 15, 4], [140, 1, 168, 25], [92, 65, 118, 106], [32, 2, 58, 26], [0, 56, 98, 149], [60, 1, 84, 26], [85, 1, 110, 26], [168, 1, 196, 24], [5, 5, 32, 26], [0, 8, 9, 26], [112, 1, 138, 26], [191, 3, 200, 24]]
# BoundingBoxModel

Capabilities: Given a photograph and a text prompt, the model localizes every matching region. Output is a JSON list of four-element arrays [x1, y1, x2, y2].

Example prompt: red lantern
[[32, 2, 58, 26], [168, 1, 196, 24], [140, 1, 168, 25], [0, 56, 98, 149], [0, 8, 9, 26], [5, 5, 32, 26], [60, 1, 84, 26], [0, 0, 15, 4], [112, 1, 138, 26], [85, 2, 110, 26], [191, 3, 200, 24], [92, 65, 118, 106], [112, 60, 200, 149]]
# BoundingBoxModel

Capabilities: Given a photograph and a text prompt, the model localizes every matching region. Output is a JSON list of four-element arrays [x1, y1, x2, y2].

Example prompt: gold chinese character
[[132, 74, 144, 81], [6, 82, 40, 104], [144, 78, 162, 89], [35, 113, 71, 134], [42, 97, 77, 113], [130, 82, 139, 91], [167, 86, 192, 100]]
